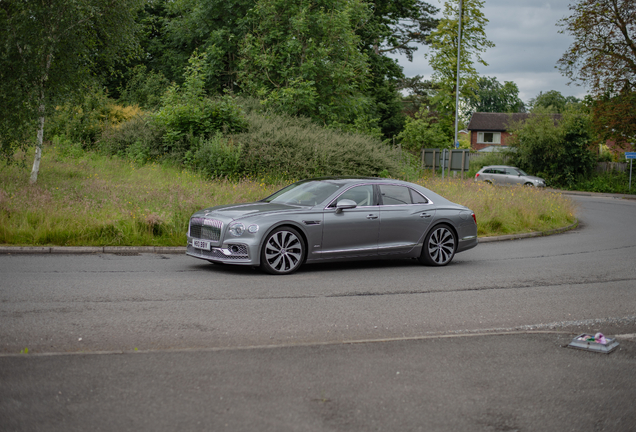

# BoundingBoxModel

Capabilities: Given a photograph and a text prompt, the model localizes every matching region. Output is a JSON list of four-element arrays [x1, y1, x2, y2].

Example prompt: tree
[[397, 107, 448, 151], [356, 1, 439, 138], [557, 0, 636, 94], [529, 90, 580, 113], [427, 0, 494, 140], [0, 0, 143, 183], [557, 0, 635, 147], [238, 0, 373, 125], [589, 91, 636, 149], [464, 76, 524, 117], [508, 108, 596, 188]]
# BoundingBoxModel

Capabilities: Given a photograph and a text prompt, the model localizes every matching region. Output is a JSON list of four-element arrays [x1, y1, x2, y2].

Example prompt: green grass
[[0, 144, 576, 246]]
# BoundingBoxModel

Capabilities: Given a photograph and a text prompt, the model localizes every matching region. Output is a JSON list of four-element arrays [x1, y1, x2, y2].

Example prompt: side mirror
[[335, 199, 357, 213]]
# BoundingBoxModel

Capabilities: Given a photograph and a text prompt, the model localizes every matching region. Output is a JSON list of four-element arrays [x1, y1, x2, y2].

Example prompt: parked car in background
[[474, 165, 546, 187], [187, 177, 478, 275]]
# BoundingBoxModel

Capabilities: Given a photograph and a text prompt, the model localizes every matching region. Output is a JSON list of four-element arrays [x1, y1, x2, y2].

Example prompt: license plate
[[192, 239, 212, 251]]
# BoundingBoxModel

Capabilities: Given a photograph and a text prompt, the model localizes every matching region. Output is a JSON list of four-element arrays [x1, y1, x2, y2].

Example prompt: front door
[[320, 185, 379, 258]]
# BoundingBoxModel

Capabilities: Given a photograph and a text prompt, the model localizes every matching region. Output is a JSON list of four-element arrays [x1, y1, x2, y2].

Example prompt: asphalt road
[[1, 194, 635, 431]]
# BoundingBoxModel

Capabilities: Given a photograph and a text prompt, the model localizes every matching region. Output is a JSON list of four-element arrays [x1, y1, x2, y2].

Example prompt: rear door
[[378, 185, 435, 255]]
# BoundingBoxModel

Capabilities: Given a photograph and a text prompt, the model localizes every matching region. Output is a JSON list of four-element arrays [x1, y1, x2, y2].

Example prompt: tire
[[524, 182, 534, 187], [484, 180, 493, 185], [260, 227, 305, 275], [418, 224, 457, 266]]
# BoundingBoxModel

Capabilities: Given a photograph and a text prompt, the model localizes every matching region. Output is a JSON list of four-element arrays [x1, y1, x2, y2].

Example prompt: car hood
[[524, 176, 545, 182], [193, 202, 306, 221]]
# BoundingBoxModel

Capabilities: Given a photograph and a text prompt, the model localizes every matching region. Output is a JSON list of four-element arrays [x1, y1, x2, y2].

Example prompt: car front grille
[[189, 217, 223, 242]]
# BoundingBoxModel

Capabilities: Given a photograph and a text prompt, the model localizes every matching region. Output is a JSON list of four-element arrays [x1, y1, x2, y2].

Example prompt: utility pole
[[453, 0, 463, 151]]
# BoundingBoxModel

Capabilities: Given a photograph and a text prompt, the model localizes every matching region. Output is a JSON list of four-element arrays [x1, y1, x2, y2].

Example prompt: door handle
[[366, 214, 378, 219], [420, 213, 432, 218]]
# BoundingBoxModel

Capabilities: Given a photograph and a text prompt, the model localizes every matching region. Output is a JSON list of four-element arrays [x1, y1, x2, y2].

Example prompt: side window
[[331, 185, 374, 207], [379, 185, 412, 205], [483, 169, 492, 174], [410, 189, 429, 204], [505, 168, 516, 175]]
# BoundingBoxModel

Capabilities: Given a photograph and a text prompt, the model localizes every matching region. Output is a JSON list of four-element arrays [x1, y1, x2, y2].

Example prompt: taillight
[[472, 213, 477, 224], [475, 173, 480, 178]]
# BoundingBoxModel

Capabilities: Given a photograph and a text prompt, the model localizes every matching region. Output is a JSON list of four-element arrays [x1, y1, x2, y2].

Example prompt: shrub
[[48, 86, 143, 148], [98, 113, 165, 161], [186, 133, 243, 179], [119, 65, 170, 110], [154, 52, 248, 155], [508, 107, 596, 188], [230, 111, 403, 178]]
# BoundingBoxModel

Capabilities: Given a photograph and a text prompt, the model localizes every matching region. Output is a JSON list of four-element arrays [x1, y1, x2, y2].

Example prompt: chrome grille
[[189, 217, 223, 241]]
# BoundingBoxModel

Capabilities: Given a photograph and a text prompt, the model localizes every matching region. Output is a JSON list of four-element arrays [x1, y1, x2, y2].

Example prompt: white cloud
[[389, 0, 587, 104]]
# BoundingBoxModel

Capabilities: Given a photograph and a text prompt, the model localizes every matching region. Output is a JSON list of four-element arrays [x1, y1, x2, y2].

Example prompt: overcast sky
[[389, 0, 587, 104]]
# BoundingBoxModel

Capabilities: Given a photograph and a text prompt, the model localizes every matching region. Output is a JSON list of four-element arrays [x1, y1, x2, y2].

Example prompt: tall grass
[[0, 144, 576, 246], [418, 177, 576, 237]]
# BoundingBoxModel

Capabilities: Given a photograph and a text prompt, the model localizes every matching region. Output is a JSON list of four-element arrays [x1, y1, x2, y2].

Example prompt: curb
[[0, 221, 580, 254], [478, 219, 579, 243], [0, 246, 187, 255], [548, 189, 636, 201]]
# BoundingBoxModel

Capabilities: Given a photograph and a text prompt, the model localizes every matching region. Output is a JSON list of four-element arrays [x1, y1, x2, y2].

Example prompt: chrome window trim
[[377, 183, 434, 206], [324, 183, 378, 210]]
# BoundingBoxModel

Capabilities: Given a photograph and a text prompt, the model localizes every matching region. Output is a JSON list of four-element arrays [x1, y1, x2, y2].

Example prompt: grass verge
[[1, 145, 576, 246]]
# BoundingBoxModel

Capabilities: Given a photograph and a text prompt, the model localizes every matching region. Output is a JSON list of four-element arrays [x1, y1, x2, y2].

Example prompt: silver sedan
[[186, 178, 478, 274], [474, 165, 546, 187]]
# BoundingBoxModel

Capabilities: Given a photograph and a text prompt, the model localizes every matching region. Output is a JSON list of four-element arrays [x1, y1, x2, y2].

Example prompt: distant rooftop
[[467, 112, 561, 131]]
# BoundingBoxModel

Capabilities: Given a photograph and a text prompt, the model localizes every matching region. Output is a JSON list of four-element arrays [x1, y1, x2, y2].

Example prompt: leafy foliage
[[154, 52, 248, 152], [238, 0, 373, 125], [119, 65, 171, 110], [464, 76, 525, 117], [427, 0, 494, 137], [230, 111, 404, 179], [397, 108, 449, 152], [508, 108, 596, 188], [590, 91, 636, 149], [0, 0, 143, 182], [529, 90, 580, 113], [557, 0, 636, 94]]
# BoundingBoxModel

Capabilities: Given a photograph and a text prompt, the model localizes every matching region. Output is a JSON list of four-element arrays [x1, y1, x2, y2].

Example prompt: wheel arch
[[259, 222, 310, 264]]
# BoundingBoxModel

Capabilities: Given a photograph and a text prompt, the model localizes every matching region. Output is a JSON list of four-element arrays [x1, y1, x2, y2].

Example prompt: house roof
[[467, 112, 562, 131]]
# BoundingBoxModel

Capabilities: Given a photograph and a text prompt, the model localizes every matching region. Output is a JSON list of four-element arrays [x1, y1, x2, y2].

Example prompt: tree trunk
[[30, 53, 52, 184], [29, 99, 45, 184]]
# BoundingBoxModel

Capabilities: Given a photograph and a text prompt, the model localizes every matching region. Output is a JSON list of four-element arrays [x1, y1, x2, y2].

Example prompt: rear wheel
[[419, 224, 457, 266], [260, 227, 305, 275]]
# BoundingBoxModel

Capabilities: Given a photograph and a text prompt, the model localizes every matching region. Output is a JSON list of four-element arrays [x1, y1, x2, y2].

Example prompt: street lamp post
[[453, 0, 463, 152]]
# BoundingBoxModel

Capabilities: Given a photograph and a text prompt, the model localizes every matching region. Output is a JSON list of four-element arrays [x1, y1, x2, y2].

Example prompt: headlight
[[228, 222, 245, 237]]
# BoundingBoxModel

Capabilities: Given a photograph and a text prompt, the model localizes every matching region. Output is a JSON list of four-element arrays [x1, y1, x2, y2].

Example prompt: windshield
[[515, 168, 528, 176], [262, 181, 343, 205]]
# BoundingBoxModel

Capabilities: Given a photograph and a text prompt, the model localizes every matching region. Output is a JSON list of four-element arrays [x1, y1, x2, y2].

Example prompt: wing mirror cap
[[335, 199, 357, 213]]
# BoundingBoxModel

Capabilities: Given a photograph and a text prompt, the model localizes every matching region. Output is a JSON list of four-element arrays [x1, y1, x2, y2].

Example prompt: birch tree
[[0, 0, 142, 183]]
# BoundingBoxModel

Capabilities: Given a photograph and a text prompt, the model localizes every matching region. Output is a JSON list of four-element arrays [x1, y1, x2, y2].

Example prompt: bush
[[186, 133, 243, 179], [230, 111, 403, 179], [508, 107, 596, 188], [153, 52, 248, 156], [98, 113, 165, 162], [119, 65, 170, 110], [48, 86, 143, 147]]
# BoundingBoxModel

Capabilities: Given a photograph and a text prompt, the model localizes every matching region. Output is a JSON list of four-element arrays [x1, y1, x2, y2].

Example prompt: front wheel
[[418, 225, 457, 266], [260, 227, 305, 275]]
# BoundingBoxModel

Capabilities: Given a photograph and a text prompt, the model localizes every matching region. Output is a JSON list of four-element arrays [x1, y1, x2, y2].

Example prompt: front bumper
[[186, 236, 260, 265]]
